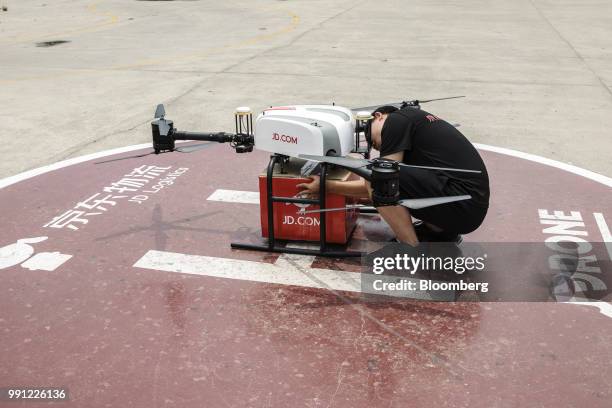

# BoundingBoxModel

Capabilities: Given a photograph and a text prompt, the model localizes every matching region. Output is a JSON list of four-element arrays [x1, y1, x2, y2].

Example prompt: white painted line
[[133, 250, 448, 300], [0, 143, 151, 190], [133, 250, 612, 319], [206, 189, 260, 205], [593, 212, 612, 260], [0, 141, 193, 190], [566, 302, 612, 320], [1, 142, 611, 191], [134, 249, 360, 291], [474, 143, 612, 188]]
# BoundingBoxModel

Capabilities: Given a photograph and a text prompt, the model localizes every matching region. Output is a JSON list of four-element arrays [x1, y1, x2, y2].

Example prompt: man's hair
[[371, 105, 399, 116], [365, 105, 399, 149]]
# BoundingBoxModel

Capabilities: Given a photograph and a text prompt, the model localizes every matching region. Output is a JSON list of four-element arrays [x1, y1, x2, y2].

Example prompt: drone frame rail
[[230, 154, 364, 258]]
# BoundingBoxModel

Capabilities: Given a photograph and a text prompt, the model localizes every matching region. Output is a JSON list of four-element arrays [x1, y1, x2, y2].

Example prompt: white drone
[[149, 96, 476, 214]]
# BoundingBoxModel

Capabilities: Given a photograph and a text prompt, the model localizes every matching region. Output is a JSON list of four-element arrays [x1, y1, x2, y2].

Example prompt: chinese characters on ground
[[43, 165, 189, 231]]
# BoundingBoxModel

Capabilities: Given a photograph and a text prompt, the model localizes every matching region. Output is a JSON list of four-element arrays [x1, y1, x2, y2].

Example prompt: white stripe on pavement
[[133, 250, 612, 316], [593, 212, 612, 261], [134, 249, 360, 291], [132, 250, 448, 300], [206, 189, 260, 204], [567, 302, 612, 319]]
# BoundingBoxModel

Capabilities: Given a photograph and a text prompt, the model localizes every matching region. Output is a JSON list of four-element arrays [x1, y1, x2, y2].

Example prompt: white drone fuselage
[[254, 105, 355, 157]]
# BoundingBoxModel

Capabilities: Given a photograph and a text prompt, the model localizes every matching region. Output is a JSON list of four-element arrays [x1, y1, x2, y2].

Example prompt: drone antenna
[[154, 104, 166, 119]]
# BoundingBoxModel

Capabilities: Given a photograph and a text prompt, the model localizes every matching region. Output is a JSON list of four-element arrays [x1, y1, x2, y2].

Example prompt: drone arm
[[172, 130, 235, 143], [171, 130, 254, 153], [151, 105, 254, 154]]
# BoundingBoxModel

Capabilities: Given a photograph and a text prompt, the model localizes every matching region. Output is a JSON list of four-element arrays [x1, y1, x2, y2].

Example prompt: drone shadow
[[95, 204, 256, 250]]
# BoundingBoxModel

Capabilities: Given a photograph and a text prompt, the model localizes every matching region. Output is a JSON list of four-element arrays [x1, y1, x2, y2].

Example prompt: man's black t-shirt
[[380, 107, 490, 209]]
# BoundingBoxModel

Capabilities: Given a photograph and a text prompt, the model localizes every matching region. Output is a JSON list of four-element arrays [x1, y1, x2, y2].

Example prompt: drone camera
[[370, 158, 400, 207]]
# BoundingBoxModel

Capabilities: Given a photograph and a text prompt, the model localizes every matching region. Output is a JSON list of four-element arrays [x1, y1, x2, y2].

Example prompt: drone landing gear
[[230, 154, 363, 258]]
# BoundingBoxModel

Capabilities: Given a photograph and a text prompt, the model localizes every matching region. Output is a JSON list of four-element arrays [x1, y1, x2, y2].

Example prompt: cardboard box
[[259, 159, 358, 244]]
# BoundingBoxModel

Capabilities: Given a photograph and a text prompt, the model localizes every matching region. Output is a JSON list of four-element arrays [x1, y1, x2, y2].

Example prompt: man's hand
[[297, 177, 371, 199], [296, 175, 320, 198]]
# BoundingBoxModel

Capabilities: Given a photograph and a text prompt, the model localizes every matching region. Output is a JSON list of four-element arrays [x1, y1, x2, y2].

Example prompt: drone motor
[[370, 159, 400, 207], [151, 118, 175, 154]]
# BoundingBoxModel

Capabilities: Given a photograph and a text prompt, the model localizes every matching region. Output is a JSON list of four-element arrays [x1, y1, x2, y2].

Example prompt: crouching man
[[298, 105, 490, 245]]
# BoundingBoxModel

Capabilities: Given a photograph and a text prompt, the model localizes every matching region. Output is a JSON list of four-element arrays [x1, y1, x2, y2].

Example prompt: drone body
[[254, 105, 355, 157], [152, 103, 363, 158]]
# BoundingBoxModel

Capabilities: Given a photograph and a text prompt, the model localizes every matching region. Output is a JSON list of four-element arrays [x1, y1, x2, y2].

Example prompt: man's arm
[[327, 179, 370, 198], [297, 151, 405, 197], [297, 176, 370, 199]]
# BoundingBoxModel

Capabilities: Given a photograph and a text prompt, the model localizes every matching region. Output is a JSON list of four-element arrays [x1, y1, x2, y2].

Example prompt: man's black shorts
[[397, 167, 488, 234]]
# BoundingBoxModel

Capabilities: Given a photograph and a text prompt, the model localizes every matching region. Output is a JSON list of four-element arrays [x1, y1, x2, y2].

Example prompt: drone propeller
[[154, 104, 166, 119], [418, 95, 466, 104], [299, 155, 368, 169], [95, 151, 156, 164], [298, 154, 482, 175], [301, 195, 472, 214], [351, 95, 465, 112], [399, 195, 471, 209]]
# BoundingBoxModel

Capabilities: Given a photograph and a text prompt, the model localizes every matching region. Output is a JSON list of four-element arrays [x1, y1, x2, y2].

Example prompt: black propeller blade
[[399, 163, 481, 174], [95, 151, 156, 164], [299, 155, 369, 169], [418, 95, 466, 104], [154, 104, 166, 119], [351, 102, 403, 113], [301, 195, 472, 213], [399, 195, 471, 209], [298, 154, 482, 174], [351, 95, 465, 112]]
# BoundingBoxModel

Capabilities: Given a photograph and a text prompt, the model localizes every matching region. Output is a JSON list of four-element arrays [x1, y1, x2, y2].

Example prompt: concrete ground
[[0, 0, 611, 179], [1, 2, 612, 406]]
